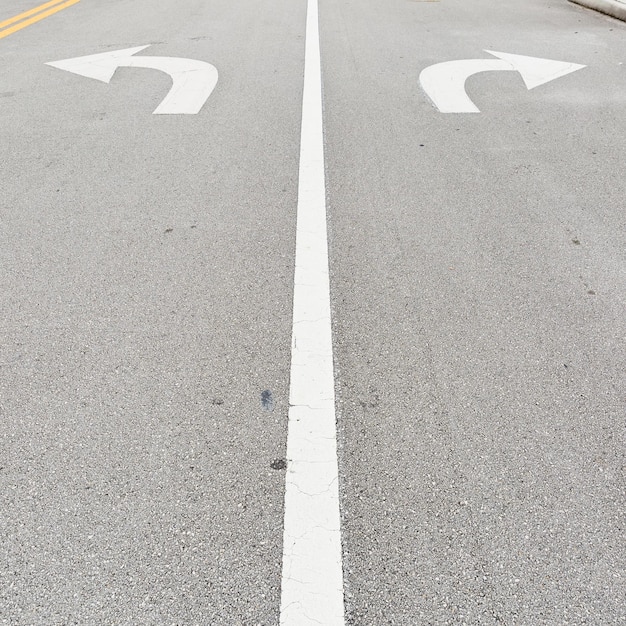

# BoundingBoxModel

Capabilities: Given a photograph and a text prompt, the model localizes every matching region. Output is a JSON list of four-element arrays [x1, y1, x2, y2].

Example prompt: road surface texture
[[0, 0, 624, 624]]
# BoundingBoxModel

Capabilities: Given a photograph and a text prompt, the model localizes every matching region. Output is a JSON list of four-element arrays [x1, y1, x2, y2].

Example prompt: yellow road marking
[[0, 0, 67, 29], [0, 0, 80, 40]]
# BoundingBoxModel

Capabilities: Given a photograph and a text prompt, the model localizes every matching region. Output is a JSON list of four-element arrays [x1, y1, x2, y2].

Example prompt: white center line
[[279, 0, 345, 622]]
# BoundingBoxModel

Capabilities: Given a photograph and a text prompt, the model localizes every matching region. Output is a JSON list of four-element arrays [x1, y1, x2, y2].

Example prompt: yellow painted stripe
[[0, 0, 67, 30], [0, 0, 80, 40]]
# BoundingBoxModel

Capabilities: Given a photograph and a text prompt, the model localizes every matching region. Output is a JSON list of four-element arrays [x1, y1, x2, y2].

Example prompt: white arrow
[[46, 45, 218, 115], [419, 50, 585, 113]]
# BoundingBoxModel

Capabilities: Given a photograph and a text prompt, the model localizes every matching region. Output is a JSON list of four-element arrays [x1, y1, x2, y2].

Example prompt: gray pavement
[[1, 0, 625, 624], [1, 0, 305, 623], [322, 0, 626, 623]]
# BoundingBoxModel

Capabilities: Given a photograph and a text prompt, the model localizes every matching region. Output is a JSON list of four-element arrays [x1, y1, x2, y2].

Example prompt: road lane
[[2, 0, 626, 622], [321, 0, 626, 622], [0, 0, 305, 623]]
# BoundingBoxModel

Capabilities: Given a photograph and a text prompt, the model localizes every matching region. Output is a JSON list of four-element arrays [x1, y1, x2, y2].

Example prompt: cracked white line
[[279, 0, 345, 623]]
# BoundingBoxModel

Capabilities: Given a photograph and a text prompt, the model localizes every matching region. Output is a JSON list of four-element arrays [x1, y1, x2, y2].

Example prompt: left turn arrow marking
[[46, 45, 219, 115]]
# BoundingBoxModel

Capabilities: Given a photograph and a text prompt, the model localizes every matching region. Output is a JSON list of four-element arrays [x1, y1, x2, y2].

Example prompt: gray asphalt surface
[[0, 0, 305, 623], [1, 0, 625, 624], [323, 0, 626, 623]]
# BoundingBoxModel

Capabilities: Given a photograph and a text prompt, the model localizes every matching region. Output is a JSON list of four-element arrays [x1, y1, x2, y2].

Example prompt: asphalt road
[[1, 0, 625, 624]]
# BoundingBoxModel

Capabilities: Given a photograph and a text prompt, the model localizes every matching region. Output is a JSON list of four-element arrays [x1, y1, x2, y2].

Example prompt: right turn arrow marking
[[419, 50, 586, 113]]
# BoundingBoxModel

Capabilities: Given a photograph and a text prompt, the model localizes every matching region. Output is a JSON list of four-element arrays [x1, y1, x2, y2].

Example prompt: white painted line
[[279, 0, 345, 623]]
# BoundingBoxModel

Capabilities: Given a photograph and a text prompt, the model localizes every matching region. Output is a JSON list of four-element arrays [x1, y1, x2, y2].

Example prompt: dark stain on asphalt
[[0, 353, 23, 367], [359, 388, 380, 408], [270, 459, 287, 470], [261, 390, 275, 411], [165, 228, 173, 233]]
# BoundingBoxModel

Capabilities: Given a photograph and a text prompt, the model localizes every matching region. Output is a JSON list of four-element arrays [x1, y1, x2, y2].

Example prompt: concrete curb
[[569, 0, 626, 22]]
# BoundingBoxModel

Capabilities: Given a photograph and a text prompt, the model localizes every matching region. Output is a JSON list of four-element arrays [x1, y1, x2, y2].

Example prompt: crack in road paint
[[279, 0, 345, 622]]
